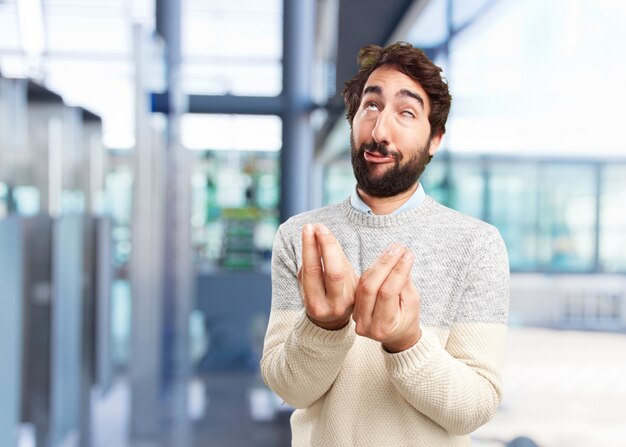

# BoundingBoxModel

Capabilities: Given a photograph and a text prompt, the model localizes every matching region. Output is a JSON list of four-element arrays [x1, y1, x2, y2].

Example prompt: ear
[[427, 131, 443, 156]]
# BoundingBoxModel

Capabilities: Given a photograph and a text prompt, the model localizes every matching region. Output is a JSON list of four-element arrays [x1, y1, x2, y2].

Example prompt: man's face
[[350, 65, 441, 198]]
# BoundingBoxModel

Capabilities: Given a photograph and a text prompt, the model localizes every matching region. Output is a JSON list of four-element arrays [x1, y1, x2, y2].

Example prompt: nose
[[371, 110, 391, 146]]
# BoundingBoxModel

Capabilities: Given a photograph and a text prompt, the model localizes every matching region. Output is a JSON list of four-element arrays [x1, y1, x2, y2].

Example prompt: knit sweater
[[261, 196, 510, 447]]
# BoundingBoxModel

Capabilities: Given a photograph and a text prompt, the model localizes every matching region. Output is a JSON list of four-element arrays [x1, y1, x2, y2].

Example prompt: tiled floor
[[91, 371, 291, 447], [91, 328, 626, 447], [472, 327, 626, 447], [193, 371, 291, 447]]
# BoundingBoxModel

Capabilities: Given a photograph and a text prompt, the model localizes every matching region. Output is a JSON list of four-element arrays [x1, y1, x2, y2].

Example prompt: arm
[[260, 224, 357, 409], [384, 228, 509, 434]]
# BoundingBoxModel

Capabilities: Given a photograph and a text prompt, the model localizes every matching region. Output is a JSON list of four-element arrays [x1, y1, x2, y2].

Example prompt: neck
[[357, 182, 418, 215]]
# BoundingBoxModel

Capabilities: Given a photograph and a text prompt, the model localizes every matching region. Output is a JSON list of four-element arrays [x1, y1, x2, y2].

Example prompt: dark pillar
[[152, 1, 192, 446], [280, 0, 316, 221]]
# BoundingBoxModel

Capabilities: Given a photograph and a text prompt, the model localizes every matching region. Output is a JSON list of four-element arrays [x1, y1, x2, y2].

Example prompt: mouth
[[364, 150, 396, 164]]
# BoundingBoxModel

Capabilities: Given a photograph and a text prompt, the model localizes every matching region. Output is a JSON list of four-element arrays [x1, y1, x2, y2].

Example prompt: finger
[[315, 223, 348, 299], [301, 223, 325, 300], [353, 243, 405, 329], [372, 250, 414, 331], [399, 275, 421, 316]]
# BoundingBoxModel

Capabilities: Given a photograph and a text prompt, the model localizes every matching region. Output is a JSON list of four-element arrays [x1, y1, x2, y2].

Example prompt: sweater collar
[[341, 194, 435, 228], [350, 183, 426, 216]]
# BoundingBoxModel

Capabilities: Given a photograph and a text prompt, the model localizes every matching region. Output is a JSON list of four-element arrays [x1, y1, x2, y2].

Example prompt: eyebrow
[[362, 85, 424, 110], [397, 88, 424, 109]]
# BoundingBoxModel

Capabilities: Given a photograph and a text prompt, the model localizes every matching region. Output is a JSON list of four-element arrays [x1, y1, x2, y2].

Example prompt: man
[[261, 42, 509, 446]]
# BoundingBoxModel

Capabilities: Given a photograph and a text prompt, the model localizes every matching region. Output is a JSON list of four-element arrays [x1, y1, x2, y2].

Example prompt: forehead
[[363, 65, 430, 109]]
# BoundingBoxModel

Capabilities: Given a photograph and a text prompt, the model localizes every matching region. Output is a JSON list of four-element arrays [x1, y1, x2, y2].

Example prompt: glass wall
[[190, 149, 280, 270], [323, 155, 626, 274], [103, 152, 134, 369], [182, 113, 282, 271], [600, 164, 626, 272], [536, 163, 597, 272], [182, 0, 282, 96], [488, 161, 539, 271]]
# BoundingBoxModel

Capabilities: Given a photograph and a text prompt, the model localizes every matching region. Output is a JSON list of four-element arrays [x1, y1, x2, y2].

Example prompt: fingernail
[[401, 250, 414, 262], [304, 223, 314, 235], [317, 223, 330, 235], [387, 243, 401, 256]]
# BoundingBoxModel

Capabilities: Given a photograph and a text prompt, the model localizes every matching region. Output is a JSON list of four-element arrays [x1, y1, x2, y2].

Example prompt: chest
[[337, 229, 467, 328]]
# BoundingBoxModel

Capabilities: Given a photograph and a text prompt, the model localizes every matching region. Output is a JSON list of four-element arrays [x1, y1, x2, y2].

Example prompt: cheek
[[352, 118, 372, 144], [404, 125, 430, 147]]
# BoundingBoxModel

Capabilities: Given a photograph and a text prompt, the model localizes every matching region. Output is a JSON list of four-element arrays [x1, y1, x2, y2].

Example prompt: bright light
[[181, 114, 282, 151], [16, 0, 45, 58]]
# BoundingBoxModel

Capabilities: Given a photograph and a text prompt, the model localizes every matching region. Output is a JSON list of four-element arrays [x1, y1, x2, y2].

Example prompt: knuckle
[[325, 270, 345, 282], [305, 301, 323, 317], [303, 264, 323, 277], [328, 307, 345, 320], [304, 299, 316, 312], [369, 326, 382, 340], [370, 325, 389, 341], [354, 323, 366, 337], [378, 257, 389, 266], [358, 278, 376, 295], [378, 284, 397, 300]]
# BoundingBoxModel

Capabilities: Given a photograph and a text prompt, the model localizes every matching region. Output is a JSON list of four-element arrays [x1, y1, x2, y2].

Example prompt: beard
[[350, 133, 432, 198]]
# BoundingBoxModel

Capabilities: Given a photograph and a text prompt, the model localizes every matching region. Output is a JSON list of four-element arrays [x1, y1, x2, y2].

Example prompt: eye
[[364, 102, 380, 111], [400, 110, 415, 118]]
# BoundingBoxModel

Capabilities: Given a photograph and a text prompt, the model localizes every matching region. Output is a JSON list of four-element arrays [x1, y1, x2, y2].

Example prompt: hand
[[298, 223, 358, 330], [352, 244, 422, 352]]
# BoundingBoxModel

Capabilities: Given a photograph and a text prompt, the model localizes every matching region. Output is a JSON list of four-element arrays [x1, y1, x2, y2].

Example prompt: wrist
[[307, 314, 351, 331], [382, 328, 422, 353]]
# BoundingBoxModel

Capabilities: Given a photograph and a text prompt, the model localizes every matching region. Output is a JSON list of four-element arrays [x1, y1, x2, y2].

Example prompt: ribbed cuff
[[383, 328, 440, 378], [292, 310, 356, 352]]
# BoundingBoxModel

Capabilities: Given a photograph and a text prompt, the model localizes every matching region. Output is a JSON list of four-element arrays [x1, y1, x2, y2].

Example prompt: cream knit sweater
[[261, 196, 509, 446]]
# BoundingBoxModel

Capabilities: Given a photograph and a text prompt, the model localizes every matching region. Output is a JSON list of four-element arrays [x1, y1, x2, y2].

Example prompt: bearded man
[[261, 42, 510, 447]]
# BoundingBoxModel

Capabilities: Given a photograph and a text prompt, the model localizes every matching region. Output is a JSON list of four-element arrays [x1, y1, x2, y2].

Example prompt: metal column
[[157, 0, 193, 445], [130, 24, 165, 441], [280, 0, 316, 221], [0, 217, 24, 447]]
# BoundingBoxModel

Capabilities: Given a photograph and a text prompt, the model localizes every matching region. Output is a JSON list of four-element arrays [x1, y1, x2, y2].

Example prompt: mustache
[[360, 141, 400, 160]]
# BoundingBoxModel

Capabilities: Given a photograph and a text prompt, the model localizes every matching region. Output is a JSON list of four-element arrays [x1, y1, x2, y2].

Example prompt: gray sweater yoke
[[272, 196, 510, 327]]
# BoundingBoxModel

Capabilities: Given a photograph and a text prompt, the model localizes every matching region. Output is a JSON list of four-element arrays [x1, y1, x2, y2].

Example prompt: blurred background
[[1, 0, 626, 446]]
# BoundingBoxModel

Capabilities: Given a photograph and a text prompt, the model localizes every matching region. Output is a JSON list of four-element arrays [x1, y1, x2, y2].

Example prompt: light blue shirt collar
[[350, 183, 426, 215]]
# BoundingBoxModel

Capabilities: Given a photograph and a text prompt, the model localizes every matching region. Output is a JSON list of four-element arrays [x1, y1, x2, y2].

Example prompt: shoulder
[[427, 198, 494, 231], [424, 197, 506, 255]]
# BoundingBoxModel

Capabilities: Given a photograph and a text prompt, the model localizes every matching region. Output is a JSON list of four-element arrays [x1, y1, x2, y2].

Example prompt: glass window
[[181, 114, 281, 152], [537, 164, 597, 272], [599, 164, 626, 272], [323, 159, 354, 206], [405, 0, 448, 48], [0, 182, 8, 218], [20, 0, 149, 145], [105, 164, 133, 267], [12, 185, 40, 215], [444, 0, 626, 158], [182, 0, 282, 97], [489, 161, 539, 271], [0, 2, 21, 52], [421, 154, 450, 206], [182, 60, 281, 96], [46, 15, 130, 54], [447, 158, 484, 219], [190, 150, 279, 269], [45, 59, 135, 149]]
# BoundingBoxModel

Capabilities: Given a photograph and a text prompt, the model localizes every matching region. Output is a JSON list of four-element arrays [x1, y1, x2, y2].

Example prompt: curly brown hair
[[342, 42, 452, 138]]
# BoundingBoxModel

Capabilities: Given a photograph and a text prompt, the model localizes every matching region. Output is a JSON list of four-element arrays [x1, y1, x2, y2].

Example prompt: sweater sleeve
[[260, 224, 356, 409], [384, 227, 510, 434]]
